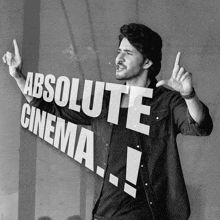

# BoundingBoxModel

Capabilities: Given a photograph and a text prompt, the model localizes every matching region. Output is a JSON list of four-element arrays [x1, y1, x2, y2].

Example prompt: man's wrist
[[181, 88, 196, 100], [14, 69, 23, 79]]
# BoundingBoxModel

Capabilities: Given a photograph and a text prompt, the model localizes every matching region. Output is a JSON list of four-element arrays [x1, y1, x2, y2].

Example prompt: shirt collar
[[148, 78, 158, 88]]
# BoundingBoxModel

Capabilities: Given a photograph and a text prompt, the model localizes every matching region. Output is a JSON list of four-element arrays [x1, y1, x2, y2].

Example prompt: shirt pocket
[[148, 109, 171, 138]]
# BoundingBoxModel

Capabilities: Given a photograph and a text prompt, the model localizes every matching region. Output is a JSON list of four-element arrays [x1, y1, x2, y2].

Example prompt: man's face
[[115, 37, 145, 81]]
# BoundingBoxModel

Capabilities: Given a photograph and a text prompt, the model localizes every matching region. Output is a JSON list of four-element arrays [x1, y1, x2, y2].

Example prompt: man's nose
[[116, 53, 125, 63]]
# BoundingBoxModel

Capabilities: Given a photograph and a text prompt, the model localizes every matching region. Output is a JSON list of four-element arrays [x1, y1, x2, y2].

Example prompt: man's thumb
[[156, 80, 168, 87]]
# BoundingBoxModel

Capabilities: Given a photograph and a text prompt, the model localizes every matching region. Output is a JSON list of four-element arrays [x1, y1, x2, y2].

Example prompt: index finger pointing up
[[13, 39, 20, 56], [174, 51, 181, 67]]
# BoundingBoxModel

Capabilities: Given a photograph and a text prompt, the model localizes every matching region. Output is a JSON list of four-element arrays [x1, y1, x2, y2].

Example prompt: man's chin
[[115, 72, 125, 80]]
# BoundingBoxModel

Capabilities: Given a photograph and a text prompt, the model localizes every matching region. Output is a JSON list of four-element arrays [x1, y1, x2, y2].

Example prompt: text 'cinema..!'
[[20, 72, 154, 198]]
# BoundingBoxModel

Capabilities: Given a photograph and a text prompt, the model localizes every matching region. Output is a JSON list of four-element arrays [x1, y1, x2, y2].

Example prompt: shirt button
[[141, 165, 144, 167], [145, 183, 148, 186], [150, 202, 153, 205], [156, 116, 159, 120], [106, 143, 109, 147]]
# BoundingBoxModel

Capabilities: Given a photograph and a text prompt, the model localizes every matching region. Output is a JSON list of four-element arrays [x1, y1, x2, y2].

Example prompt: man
[[3, 23, 213, 220]]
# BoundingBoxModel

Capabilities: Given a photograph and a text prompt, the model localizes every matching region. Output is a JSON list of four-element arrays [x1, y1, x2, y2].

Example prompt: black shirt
[[94, 108, 152, 220], [31, 78, 213, 219]]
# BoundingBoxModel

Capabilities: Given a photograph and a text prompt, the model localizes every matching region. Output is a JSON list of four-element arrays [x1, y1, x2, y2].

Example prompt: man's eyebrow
[[124, 49, 133, 53], [117, 48, 133, 53]]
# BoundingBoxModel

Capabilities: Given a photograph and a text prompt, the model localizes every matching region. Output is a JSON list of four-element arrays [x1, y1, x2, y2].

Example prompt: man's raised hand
[[2, 39, 22, 79], [156, 52, 193, 95]]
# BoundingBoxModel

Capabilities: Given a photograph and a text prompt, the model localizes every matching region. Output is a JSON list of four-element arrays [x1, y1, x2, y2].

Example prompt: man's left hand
[[156, 52, 193, 95]]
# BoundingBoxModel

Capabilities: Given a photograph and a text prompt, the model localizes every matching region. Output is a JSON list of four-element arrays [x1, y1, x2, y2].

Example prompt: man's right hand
[[2, 39, 33, 102], [2, 39, 22, 79]]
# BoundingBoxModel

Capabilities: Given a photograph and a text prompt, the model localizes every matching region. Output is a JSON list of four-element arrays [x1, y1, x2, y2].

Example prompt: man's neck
[[121, 78, 151, 108], [125, 74, 151, 88], [125, 69, 151, 88]]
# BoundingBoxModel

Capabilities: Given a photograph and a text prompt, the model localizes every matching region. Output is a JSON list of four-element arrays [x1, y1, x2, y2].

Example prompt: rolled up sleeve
[[172, 96, 213, 136], [30, 98, 92, 126]]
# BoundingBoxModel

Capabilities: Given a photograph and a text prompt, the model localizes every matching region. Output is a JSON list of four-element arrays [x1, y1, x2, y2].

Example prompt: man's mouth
[[116, 64, 126, 71]]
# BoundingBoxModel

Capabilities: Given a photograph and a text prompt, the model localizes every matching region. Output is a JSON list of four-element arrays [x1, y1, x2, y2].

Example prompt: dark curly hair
[[119, 23, 162, 79]]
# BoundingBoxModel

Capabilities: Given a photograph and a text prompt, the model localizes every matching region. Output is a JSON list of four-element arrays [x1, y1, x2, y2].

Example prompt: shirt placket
[[138, 138, 156, 220], [94, 121, 114, 204]]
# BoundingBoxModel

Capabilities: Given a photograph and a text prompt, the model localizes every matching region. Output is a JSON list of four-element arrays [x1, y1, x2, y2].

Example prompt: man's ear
[[143, 59, 153, 69]]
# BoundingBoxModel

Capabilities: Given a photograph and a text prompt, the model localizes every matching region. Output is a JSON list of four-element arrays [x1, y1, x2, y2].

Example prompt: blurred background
[[0, 0, 220, 219]]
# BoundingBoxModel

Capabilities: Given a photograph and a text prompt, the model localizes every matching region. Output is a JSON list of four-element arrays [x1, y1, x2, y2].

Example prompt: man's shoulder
[[154, 85, 180, 97], [150, 86, 183, 109]]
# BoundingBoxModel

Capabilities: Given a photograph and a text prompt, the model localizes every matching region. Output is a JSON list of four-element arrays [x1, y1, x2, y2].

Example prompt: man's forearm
[[14, 72, 33, 103], [185, 94, 204, 123]]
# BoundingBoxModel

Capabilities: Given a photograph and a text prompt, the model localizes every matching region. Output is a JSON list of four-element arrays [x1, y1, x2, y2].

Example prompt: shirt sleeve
[[172, 94, 213, 136], [29, 97, 92, 126]]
